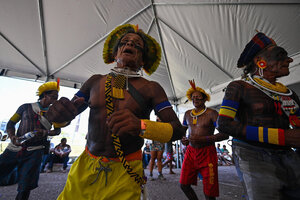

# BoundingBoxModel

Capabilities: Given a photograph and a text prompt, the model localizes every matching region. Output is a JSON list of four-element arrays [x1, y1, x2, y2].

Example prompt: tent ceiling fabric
[[1, 0, 300, 113]]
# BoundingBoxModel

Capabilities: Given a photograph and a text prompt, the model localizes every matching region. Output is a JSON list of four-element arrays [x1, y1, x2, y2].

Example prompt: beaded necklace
[[246, 75, 300, 128], [190, 107, 207, 125], [249, 75, 292, 96]]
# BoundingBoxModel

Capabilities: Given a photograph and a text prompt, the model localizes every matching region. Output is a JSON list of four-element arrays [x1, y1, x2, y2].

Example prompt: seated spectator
[[221, 145, 233, 165], [46, 138, 71, 173]]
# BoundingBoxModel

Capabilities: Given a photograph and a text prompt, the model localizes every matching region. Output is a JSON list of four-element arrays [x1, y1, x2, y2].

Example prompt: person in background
[[142, 143, 151, 169], [46, 138, 71, 173], [40, 141, 55, 173], [217, 32, 300, 199], [180, 80, 228, 200], [148, 117, 166, 180], [0, 81, 61, 200], [162, 141, 175, 174], [216, 143, 224, 166], [221, 145, 233, 165]]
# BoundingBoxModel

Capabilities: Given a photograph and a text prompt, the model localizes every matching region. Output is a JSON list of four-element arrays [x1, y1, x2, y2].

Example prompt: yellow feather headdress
[[37, 79, 60, 96], [102, 24, 161, 76], [186, 79, 210, 102]]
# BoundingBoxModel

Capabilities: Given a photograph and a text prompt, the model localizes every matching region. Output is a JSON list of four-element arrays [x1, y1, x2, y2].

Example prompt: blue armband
[[182, 119, 188, 127], [75, 91, 89, 103], [154, 101, 172, 114], [246, 126, 285, 145], [219, 99, 239, 119]]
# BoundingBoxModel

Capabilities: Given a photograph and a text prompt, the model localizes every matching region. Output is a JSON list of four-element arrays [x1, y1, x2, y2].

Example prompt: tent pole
[[150, 0, 177, 101], [38, 0, 49, 81], [153, 2, 300, 6]]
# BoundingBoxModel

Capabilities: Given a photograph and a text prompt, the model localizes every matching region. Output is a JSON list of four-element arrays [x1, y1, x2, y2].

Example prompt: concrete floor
[[0, 166, 246, 200]]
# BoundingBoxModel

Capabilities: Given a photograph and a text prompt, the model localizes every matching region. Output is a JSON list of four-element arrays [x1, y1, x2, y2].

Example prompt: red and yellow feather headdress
[[186, 79, 210, 102]]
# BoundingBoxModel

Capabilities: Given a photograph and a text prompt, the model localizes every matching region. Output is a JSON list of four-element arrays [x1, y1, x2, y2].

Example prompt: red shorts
[[180, 145, 219, 197]]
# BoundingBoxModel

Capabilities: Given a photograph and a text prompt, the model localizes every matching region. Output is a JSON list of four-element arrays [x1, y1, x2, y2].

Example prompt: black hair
[[39, 90, 55, 100], [242, 61, 256, 78], [61, 138, 67, 143]]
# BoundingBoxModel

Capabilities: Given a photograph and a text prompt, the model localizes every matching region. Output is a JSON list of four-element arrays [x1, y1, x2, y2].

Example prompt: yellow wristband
[[53, 122, 69, 128], [139, 119, 173, 143]]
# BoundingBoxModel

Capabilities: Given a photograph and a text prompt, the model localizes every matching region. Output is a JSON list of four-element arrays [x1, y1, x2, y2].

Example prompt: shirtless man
[[218, 32, 300, 199], [45, 24, 185, 200], [180, 80, 228, 200]]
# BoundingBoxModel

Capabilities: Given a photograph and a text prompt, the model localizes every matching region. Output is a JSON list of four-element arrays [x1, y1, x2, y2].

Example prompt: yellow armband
[[53, 122, 69, 129], [139, 119, 173, 143], [10, 113, 20, 123]]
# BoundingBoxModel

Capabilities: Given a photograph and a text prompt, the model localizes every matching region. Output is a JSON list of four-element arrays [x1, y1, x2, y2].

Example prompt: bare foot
[[169, 171, 175, 174]]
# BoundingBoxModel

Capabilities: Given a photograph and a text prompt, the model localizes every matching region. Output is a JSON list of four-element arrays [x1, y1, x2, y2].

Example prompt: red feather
[[57, 78, 60, 88], [189, 79, 196, 90]]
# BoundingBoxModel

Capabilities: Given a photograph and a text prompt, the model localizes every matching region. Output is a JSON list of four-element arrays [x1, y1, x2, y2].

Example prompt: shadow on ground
[[0, 166, 245, 200]]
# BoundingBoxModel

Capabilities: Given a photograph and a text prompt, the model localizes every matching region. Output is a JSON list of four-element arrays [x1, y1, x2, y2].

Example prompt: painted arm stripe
[[10, 113, 20, 123], [154, 101, 172, 113]]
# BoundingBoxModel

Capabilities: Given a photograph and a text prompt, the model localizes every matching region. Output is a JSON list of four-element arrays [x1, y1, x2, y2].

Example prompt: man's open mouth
[[123, 49, 134, 54]]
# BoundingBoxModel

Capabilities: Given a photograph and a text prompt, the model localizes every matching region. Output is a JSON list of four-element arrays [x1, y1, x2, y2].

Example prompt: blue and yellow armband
[[139, 119, 173, 143], [219, 99, 239, 119], [246, 126, 285, 146]]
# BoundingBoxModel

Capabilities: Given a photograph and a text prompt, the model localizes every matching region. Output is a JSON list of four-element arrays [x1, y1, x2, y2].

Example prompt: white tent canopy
[[1, 0, 300, 113]]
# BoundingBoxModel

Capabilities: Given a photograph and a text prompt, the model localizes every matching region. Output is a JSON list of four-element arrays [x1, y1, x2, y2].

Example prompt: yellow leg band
[[139, 120, 173, 143]]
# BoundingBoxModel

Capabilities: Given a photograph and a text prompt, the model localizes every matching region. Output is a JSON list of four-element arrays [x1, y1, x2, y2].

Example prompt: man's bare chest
[[88, 83, 150, 114]]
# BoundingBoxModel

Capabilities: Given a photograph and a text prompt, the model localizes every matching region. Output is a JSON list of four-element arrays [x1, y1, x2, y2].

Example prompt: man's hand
[[181, 137, 189, 146], [10, 135, 21, 146], [107, 109, 141, 137], [46, 97, 84, 123], [34, 129, 47, 138]]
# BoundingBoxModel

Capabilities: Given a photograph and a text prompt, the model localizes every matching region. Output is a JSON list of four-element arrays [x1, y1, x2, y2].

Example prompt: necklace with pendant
[[190, 107, 207, 125]]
